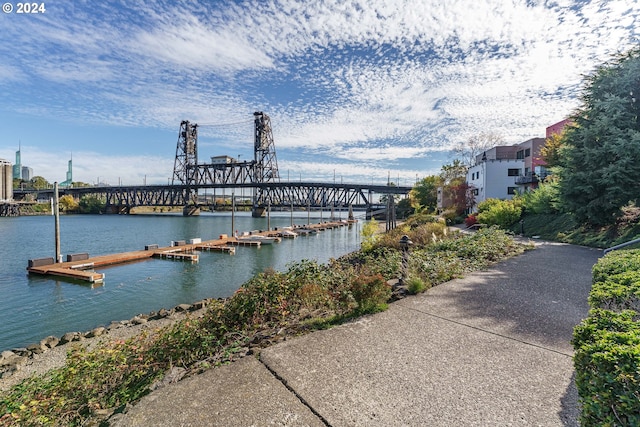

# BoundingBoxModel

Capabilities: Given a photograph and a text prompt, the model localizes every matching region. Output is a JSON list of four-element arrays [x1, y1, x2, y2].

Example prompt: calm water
[[0, 212, 362, 352]]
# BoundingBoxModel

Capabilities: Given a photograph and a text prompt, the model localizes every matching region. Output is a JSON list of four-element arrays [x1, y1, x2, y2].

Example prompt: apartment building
[[466, 137, 546, 211]]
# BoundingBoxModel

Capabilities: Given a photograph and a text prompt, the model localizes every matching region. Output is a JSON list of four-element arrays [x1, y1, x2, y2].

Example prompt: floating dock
[[27, 220, 355, 284]]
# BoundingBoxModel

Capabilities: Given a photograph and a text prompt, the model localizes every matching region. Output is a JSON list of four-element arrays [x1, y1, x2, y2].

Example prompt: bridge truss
[[13, 112, 411, 215]]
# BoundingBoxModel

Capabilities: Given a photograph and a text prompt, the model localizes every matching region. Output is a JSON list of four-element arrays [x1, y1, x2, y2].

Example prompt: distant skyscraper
[[21, 166, 33, 181], [60, 157, 73, 187], [13, 145, 21, 180]]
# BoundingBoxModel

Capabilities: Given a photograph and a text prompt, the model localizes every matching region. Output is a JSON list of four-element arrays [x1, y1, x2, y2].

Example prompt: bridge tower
[[252, 112, 280, 216], [172, 120, 198, 186], [172, 120, 200, 215], [253, 112, 279, 183]]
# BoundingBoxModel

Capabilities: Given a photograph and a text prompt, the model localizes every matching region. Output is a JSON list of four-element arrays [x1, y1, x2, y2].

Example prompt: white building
[[467, 159, 524, 211], [465, 137, 547, 212]]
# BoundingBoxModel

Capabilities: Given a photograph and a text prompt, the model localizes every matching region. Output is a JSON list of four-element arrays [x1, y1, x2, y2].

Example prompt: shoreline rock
[[0, 298, 217, 391]]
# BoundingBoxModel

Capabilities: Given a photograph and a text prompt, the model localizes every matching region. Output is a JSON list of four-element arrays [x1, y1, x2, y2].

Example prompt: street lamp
[[399, 235, 413, 286]]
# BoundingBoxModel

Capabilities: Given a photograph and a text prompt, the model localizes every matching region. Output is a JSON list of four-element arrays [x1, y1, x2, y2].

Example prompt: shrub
[[589, 270, 640, 312], [592, 249, 640, 283], [573, 310, 640, 426], [349, 274, 391, 314], [476, 198, 522, 229], [573, 250, 640, 425], [464, 214, 477, 227], [515, 180, 561, 215], [406, 277, 428, 294], [360, 219, 380, 252]]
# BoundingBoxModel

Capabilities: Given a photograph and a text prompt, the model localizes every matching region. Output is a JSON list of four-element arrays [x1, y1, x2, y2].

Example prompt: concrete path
[[111, 241, 601, 426]]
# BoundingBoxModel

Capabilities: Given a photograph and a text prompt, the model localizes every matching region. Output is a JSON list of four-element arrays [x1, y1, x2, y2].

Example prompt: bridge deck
[[27, 220, 354, 283]]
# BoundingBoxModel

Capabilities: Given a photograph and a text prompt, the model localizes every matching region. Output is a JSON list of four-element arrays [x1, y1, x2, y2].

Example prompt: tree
[[439, 159, 467, 185], [409, 175, 442, 213], [79, 195, 105, 214], [438, 161, 472, 218], [453, 132, 504, 167], [30, 176, 50, 190], [540, 130, 567, 168], [447, 181, 474, 216], [558, 47, 640, 226], [59, 195, 79, 212]]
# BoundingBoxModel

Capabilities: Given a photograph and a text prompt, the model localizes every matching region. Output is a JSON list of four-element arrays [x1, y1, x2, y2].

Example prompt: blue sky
[[0, 0, 638, 186]]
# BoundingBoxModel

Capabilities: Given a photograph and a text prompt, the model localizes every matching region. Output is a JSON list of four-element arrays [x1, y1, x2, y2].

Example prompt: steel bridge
[[13, 112, 411, 216]]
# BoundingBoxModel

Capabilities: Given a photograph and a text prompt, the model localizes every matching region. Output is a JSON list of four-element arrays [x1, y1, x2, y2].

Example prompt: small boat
[[278, 229, 298, 238], [237, 235, 280, 244], [295, 228, 318, 236]]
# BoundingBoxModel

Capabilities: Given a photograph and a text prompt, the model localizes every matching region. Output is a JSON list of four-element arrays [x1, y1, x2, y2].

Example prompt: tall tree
[[409, 175, 442, 213], [453, 132, 504, 167], [558, 47, 640, 226], [439, 160, 472, 216], [439, 159, 467, 185]]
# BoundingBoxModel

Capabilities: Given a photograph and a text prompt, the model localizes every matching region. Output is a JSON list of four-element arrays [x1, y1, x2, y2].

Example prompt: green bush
[[573, 310, 640, 426], [360, 219, 380, 252], [589, 271, 640, 312], [515, 180, 561, 214], [350, 274, 391, 314], [573, 250, 640, 425], [406, 277, 428, 294], [476, 198, 522, 229], [592, 249, 640, 283]]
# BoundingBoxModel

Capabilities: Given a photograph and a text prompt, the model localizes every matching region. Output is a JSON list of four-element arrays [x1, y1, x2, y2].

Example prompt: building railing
[[515, 173, 538, 185], [515, 172, 548, 185]]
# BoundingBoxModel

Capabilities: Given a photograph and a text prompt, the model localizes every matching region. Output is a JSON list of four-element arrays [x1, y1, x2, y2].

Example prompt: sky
[[0, 0, 638, 187]]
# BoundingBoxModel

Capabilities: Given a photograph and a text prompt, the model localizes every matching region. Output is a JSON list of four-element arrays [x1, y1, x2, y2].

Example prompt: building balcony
[[515, 172, 539, 185]]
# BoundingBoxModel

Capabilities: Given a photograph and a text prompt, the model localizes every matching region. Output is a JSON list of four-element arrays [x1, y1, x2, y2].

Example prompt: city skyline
[[0, 0, 638, 186]]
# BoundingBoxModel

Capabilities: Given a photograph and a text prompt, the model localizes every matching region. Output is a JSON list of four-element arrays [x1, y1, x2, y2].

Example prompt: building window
[[472, 189, 479, 196], [507, 168, 520, 176], [507, 187, 518, 195], [516, 150, 524, 159], [525, 148, 531, 157]]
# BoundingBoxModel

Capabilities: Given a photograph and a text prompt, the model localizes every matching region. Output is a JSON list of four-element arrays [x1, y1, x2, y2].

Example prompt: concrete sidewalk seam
[[397, 302, 575, 358], [259, 354, 333, 427]]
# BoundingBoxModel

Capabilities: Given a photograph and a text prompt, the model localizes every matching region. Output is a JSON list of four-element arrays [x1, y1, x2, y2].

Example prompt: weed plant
[[0, 226, 525, 426]]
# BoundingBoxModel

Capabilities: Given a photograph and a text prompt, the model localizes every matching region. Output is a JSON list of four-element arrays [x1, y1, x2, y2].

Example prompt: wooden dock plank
[[26, 220, 354, 283]]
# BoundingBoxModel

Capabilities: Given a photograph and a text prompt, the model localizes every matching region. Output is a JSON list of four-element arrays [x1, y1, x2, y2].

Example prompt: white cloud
[[0, 0, 639, 183]]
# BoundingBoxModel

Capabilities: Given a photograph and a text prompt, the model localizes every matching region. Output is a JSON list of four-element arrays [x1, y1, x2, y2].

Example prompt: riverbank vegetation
[[0, 221, 526, 426]]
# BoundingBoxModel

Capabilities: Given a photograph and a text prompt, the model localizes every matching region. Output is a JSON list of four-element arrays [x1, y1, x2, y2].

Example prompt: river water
[[0, 212, 362, 352]]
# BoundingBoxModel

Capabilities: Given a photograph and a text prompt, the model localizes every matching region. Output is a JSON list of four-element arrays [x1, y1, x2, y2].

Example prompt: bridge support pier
[[183, 205, 200, 216], [252, 206, 266, 218]]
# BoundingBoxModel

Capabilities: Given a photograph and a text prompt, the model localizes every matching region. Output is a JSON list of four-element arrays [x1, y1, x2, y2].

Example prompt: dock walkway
[[27, 220, 354, 284]]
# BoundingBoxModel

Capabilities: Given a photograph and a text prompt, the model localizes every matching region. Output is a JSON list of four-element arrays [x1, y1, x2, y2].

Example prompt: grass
[[0, 225, 527, 426]]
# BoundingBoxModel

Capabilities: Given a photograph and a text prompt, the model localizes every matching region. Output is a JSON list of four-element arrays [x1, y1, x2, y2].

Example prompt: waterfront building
[[0, 158, 13, 201], [466, 137, 546, 212]]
